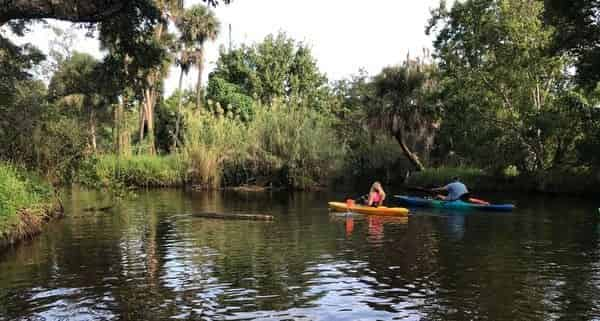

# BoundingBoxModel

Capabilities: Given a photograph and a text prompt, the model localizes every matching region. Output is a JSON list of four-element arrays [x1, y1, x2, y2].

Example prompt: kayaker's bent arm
[[430, 185, 448, 192]]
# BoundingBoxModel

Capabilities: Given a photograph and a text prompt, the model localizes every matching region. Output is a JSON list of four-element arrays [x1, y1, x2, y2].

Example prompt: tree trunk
[[196, 46, 205, 109], [394, 130, 425, 171], [115, 95, 130, 155], [146, 94, 156, 155], [142, 88, 156, 155], [114, 101, 119, 153], [139, 99, 146, 148], [174, 68, 185, 150], [89, 108, 97, 153], [137, 20, 165, 155], [114, 97, 122, 154]]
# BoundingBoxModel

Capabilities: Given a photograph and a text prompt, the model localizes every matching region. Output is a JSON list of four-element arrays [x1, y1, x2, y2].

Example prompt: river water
[[1, 189, 599, 321]]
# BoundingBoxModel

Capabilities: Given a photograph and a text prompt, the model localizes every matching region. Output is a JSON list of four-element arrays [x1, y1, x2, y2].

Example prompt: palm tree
[[178, 5, 220, 109], [137, 0, 183, 155], [172, 47, 195, 149]]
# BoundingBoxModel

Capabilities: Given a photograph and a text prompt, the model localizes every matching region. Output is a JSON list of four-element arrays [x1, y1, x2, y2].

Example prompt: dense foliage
[[544, 0, 600, 88], [0, 163, 55, 240], [209, 33, 329, 111], [1, 0, 599, 196], [428, 0, 600, 178]]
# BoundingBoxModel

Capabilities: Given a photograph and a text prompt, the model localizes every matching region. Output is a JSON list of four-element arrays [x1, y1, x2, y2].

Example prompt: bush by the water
[[340, 132, 410, 186], [0, 163, 54, 239], [80, 155, 186, 188], [246, 105, 346, 189], [184, 103, 347, 190], [183, 109, 248, 189], [80, 103, 347, 190], [406, 167, 490, 189]]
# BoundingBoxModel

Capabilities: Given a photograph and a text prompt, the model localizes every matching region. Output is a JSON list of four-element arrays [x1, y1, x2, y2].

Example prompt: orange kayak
[[328, 202, 409, 216]]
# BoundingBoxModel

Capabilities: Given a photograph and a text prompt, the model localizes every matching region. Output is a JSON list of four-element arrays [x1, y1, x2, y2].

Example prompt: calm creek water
[[1, 189, 600, 321]]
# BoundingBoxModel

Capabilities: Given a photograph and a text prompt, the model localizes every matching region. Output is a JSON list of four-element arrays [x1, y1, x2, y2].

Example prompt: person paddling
[[431, 177, 468, 201], [367, 181, 386, 207]]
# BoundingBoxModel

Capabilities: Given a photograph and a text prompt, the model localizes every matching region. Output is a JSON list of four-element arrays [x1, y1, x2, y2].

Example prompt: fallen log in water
[[191, 212, 274, 221], [82, 205, 113, 212]]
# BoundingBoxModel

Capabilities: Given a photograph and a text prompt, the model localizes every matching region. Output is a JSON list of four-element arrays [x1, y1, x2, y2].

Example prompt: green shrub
[[535, 167, 600, 194], [183, 110, 249, 189], [503, 165, 520, 178], [79, 155, 186, 188], [339, 131, 409, 185], [206, 77, 254, 121], [247, 105, 346, 189], [407, 167, 489, 188], [183, 103, 346, 190], [80, 102, 347, 190], [0, 163, 52, 234]]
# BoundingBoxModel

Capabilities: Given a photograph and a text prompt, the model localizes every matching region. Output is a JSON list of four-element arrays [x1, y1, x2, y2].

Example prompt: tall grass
[[183, 110, 249, 189], [81, 103, 347, 190], [247, 105, 346, 189], [183, 104, 346, 190], [80, 154, 186, 188]]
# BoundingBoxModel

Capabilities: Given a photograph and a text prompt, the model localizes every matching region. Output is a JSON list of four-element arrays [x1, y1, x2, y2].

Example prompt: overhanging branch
[[0, 1, 127, 25], [0, 0, 231, 26]]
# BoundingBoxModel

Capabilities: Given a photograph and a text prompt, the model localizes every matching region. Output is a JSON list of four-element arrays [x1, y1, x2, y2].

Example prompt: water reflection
[[0, 190, 599, 321]]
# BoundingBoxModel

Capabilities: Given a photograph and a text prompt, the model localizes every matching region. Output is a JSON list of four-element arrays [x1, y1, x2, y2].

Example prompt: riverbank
[[78, 154, 600, 197], [0, 164, 63, 250], [405, 167, 600, 197]]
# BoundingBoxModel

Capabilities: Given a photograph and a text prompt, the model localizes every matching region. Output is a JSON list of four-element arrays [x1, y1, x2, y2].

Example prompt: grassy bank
[[81, 106, 347, 191], [405, 167, 492, 189], [405, 166, 600, 196], [0, 163, 62, 248], [79, 154, 186, 188]]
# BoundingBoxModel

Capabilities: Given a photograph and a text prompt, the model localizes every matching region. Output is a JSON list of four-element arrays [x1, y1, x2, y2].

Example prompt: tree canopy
[[427, 0, 596, 173], [544, 0, 600, 88], [0, 0, 230, 25], [209, 32, 328, 110]]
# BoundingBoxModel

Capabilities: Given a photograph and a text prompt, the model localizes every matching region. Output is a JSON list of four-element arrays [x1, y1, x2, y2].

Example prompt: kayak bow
[[328, 202, 409, 216]]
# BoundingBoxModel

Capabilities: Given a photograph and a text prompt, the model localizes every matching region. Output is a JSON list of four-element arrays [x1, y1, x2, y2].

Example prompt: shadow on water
[[0, 188, 599, 321]]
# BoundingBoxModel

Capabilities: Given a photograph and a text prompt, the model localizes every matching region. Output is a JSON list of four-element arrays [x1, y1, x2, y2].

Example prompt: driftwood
[[191, 212, 274, 221], [82, 206, 113, 212]]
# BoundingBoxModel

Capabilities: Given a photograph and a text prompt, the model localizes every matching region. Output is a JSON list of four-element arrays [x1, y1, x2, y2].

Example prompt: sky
[[6, 0, 448, 96]]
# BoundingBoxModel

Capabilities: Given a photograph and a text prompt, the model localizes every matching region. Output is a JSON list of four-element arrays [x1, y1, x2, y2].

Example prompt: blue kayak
[[394, 195, 515, 212]]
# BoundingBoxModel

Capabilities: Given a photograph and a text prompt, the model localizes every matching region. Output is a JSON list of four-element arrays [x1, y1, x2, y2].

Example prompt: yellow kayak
[[328, 202, 409, 216]]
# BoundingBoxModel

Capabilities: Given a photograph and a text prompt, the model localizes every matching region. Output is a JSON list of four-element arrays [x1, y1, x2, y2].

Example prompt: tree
[[427, 0, 580, 173], [366, 57, 439, 171], [172, 48, 194, 149], [0, 78, 89, 181], [206, 76, 254, 120], [177, 5, 220, 109], [155, 90, 193, 153], [1, 0, 230, 156], [210, 33, 328, 109], [544, 0, 600, 89], [0, 34, 44, 107], [0, 0, 229, 25], [133, 0, 183, 155], [48, 52, 115, 152]]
